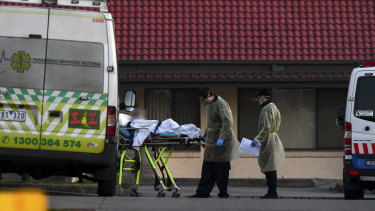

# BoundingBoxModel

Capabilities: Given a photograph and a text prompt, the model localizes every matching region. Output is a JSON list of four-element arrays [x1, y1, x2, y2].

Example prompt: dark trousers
[[264, 171, 277, 194], [196, 161, 231, 197]]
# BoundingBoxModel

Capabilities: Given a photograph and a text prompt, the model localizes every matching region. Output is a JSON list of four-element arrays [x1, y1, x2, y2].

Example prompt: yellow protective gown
[[255, 102, 285, 172], [203, 96, 240, 162]]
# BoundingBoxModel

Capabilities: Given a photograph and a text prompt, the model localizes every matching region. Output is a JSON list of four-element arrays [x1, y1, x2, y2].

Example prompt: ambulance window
[[354, 76, 375, 122], [0, 37, 45, 89], [44, 40, 104, 93]]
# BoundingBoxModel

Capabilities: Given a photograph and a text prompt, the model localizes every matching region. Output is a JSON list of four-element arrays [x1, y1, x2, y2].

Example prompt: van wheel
[[343, 170, 364, 200], [344, 189, 364, 200], [97, 162, 117, 196]]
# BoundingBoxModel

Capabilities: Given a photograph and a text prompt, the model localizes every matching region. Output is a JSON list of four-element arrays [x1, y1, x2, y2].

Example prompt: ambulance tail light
[[106, 106, 117, 136], [344, 122, 352, 155]]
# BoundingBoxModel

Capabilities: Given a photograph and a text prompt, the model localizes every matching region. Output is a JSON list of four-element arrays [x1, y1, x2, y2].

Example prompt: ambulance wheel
[[343, 170, 364, 200], [344, 189, 364, 200], [97, 162, 117, 196]]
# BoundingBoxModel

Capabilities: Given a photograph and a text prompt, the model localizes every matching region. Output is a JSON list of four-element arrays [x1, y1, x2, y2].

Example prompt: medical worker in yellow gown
[[252, 88, 285, 199]]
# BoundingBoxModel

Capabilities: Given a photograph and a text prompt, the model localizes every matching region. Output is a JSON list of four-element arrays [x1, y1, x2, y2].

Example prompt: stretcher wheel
[[172, 190, 180, 198], [157, 190, 166, 197]]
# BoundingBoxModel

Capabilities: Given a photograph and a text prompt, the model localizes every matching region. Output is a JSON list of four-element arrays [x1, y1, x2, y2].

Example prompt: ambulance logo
[[11, 51, 31, 73], [69, 109, 100, 130]]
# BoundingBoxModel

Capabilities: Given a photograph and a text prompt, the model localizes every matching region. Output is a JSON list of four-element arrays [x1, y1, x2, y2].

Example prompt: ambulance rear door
[[0, 7, 48, 150], [40, 9, 109, 154]]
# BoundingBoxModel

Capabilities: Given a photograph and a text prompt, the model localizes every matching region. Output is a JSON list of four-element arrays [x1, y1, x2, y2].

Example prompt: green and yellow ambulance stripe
[[0, 87, 109, 153]]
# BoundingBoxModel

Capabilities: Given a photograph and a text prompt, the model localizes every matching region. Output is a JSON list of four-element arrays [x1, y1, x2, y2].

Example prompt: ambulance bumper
[[0, 142, 117, 167]]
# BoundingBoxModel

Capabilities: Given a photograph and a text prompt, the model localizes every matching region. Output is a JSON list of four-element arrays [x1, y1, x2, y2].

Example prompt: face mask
[[201, 100, 209, 105], [258, 99, 263, 105]]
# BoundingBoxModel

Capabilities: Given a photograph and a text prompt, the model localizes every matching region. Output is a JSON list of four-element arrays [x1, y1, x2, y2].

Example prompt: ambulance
[[0, 0, 119, 196], [341, 62, 375, 199]]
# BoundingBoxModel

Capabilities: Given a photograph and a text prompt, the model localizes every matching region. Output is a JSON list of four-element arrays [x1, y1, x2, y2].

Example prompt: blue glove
[[201, 135, 206, 142], [216, 138, 224, 146], [251, 140, 259, 147]]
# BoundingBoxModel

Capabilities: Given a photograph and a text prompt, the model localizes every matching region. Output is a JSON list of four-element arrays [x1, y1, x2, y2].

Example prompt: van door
[[0, 7, 48, 150], [40, 9, 108, 153], [351, 71, 375, 169]]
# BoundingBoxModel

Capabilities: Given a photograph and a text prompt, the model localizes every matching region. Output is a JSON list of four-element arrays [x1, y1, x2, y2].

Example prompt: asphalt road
[[47, 186, 375, 211], [48, 195, 375, 211]]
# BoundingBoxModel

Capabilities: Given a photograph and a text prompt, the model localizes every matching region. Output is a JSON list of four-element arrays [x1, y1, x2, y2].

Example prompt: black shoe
[[188, 193, 209, 198], [260, 192, 279, 199], [218, 193, 229, 198]]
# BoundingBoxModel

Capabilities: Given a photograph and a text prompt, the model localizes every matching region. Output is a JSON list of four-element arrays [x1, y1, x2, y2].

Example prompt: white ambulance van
[[341, 62, 375, 199], [0, 0, 119, 196]]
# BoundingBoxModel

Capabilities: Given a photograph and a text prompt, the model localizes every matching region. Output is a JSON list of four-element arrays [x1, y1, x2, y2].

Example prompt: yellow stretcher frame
[[118, 131, 202, 197]]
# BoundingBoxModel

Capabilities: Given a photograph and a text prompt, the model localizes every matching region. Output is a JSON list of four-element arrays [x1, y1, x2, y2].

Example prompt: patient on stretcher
[[119, 113, 201, 147]]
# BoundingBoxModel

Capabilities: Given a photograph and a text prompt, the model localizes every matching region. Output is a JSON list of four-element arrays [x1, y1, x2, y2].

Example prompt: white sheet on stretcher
[[130, 119, 201, 147]]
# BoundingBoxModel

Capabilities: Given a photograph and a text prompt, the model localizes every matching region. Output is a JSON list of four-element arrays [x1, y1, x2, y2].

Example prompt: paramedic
[[252, 89, 285, 199], [190, 87, 237, 198]]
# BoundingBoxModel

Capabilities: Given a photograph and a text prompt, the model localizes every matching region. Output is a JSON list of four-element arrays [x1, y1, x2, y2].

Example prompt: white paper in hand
[[239, 138, 261, 157]]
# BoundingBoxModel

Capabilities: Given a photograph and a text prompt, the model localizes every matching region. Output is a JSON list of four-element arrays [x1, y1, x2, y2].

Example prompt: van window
[[44, 40, 104, 93], [354, 76, 375, 122]]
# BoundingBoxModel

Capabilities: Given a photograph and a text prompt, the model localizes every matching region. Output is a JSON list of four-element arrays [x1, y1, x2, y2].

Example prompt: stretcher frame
[[118, 127, 202, 197]]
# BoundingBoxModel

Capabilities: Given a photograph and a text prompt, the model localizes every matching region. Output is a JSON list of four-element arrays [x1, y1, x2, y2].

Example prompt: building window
[[145, 89, 200, 151]]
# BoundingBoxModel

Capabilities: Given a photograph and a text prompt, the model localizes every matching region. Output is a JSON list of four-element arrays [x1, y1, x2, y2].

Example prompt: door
[[351, 72, 375, 169], [0, 7, 48, 150], [40, 9, 108, 153]]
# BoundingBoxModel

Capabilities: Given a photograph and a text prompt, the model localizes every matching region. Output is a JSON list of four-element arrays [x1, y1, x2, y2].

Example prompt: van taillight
[[344, 122, 352, 155], [106, 106, 116, 136]]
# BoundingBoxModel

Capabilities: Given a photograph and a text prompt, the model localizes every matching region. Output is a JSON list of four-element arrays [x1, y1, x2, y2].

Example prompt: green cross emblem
[[11, 51, 31, 73]]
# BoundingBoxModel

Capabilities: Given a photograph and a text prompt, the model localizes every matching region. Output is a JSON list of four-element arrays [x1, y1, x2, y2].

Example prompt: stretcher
[[118, 124, 202, 197]]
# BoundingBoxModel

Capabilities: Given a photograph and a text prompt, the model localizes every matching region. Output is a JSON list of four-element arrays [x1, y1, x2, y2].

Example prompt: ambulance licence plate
[[366, 161, 375, 166], [0, 110, 26, 122]]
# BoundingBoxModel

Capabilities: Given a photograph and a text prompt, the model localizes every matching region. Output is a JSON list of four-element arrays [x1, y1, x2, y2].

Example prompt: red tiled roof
[[109, 0, 375, 61], [119, 71, 351, 81], [2, 1, 374, 62], [0, 2, 100, 11]]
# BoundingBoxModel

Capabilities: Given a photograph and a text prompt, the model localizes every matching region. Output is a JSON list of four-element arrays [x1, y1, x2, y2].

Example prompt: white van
[[0, 0, 119, 196], [340, 62, 375, 199]]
